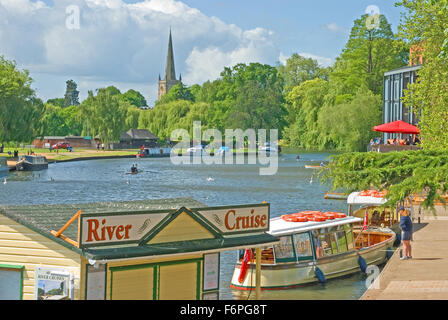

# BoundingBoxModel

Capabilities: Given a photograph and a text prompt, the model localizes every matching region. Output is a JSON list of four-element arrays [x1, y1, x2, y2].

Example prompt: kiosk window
[[0, 265, 23, 300]]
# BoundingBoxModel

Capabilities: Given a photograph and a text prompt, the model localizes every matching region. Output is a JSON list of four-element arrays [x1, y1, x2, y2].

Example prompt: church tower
[[158, 30, 180, 100]]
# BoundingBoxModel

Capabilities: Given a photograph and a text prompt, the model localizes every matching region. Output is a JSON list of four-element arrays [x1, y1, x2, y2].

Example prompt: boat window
[[344, 224, 355, 250], [292, 233, 313, 261], [273, 236, 295, 262], [335, 231, 348, 253], [318, 233, 333, 256]]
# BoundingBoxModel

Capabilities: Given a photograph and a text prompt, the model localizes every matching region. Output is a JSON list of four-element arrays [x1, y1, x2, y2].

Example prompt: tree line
[[1, 13, 409, 151], [323, 0, 448, 209]]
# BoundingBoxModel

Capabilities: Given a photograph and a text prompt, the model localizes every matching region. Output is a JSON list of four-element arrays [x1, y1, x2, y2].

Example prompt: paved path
[[361, 218, 448, 300]]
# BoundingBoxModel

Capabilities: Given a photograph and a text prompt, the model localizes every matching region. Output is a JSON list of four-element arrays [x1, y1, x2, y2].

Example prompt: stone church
[[158, 30, 181, 100]]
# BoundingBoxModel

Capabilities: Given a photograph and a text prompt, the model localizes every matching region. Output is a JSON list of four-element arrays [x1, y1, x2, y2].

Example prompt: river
[[0, 152, 374, 300]]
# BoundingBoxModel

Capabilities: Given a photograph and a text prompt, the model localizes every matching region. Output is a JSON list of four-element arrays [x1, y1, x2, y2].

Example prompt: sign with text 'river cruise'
[[79, 203, 270, 248]]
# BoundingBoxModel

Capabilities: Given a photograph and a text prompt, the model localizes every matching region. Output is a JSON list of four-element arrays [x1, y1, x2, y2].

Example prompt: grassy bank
[[1, 148, 138, 162]]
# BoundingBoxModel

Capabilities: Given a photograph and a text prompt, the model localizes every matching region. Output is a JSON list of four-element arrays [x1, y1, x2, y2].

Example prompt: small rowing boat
[[304, 165, 323, 169]]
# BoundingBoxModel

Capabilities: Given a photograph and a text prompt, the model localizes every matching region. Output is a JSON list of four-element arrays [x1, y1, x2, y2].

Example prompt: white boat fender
[[314, 266, 326, 284], [358, 255, 367, 273]]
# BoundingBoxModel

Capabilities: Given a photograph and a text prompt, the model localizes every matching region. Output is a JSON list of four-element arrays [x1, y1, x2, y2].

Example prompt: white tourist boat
[[347, 190, 401, 233], [230, 211, 395, 290]]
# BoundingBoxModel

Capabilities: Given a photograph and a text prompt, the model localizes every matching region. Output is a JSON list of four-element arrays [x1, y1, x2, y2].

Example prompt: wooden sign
[[79, 203, 270, 248], [79, 211, 170, 248], [195, 203, 270, 235]]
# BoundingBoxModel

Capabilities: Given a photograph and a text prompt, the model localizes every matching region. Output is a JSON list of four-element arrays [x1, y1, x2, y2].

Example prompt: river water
[[0, 152, 374, 300]]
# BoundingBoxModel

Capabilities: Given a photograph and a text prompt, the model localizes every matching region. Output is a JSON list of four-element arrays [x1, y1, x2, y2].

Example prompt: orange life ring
[[282, 214, 308, 222], [322, 212, 336, 220], [310, 215, 327, 222]]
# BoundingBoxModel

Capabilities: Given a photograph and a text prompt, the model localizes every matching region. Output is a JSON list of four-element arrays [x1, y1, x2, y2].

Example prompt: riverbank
[[361, 215, 448, 300], [2, 149, 139, 171]]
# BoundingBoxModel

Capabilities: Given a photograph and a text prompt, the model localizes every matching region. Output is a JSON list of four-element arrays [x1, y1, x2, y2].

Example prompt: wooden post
[[255, 247, 261, 299]]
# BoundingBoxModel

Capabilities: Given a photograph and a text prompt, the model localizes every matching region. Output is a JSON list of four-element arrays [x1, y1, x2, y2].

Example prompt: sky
[[0, 0, 405, 106]]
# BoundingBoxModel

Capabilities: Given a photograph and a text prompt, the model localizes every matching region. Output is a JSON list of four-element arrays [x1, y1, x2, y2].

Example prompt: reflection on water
[[0, 152, 373, 300]]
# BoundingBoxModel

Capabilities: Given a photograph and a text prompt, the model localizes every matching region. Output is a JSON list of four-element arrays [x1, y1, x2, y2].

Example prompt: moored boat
[[304, 165, 322, 169], [16, 155, 48, 171], [347, 190, 401, 234], [0, 158, 9, 177], [230, 210, 395, 290]]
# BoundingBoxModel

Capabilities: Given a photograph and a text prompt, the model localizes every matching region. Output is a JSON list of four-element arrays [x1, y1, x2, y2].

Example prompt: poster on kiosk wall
[[34, 267, 73, 300]]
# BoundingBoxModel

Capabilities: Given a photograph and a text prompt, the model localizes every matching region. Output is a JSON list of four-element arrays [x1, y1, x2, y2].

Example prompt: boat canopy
[[347, 191, 388, 206], [269, 215, 362, 237]]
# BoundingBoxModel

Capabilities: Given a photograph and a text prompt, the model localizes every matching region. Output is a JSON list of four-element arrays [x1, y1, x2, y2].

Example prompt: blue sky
[[2, 0, 405, 104]]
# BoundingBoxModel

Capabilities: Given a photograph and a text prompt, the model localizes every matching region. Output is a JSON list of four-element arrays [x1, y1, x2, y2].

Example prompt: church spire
[[164, 29, 176, 81]]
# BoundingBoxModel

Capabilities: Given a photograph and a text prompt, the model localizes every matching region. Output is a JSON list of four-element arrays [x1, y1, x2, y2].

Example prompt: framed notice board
[[203, 253, 220, 292]]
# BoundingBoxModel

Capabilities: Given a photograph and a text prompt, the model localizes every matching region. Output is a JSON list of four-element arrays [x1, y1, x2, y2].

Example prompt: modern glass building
[[382, 64, 422, 141]]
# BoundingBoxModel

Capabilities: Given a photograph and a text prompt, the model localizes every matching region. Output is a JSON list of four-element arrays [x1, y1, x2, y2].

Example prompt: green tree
[[0, 56, 44, 142], [156, 83, 194, 105], [318, 87, 382, 151], [279, 53, 329, 91], [330, 14, 408, 97], [120, 89, 147, 108], [63, 80, 80, 107], [79, 89, 127, 147], [321, 150, 448, 209], [47, 98, 65, 108], [397, 0, 448, 150], [284, 78, 329, 148]]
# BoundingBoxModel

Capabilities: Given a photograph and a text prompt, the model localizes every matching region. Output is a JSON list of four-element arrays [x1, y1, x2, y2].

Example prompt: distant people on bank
[[97, 143, 100, 151], [101, 143, 105, 151], [399, 207, 413, 260], [320, 161, 325, 167], [0, 143, 3, 153]]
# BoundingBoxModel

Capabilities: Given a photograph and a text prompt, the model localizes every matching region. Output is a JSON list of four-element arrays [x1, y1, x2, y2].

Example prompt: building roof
[[0, 198, 279, 261], [0, 198, 204, 255], [120, 131, 133, 141], [164, 29, 177, 81], [126, 128, 158, 140], [384, 64, 422, 76]]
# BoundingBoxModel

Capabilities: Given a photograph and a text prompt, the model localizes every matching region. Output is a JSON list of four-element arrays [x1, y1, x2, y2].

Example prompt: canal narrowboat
[[16, 155, 48, 171], [230, 211, 395, 290], [347, 190, 400, 233], [0, 158, 9, 177]]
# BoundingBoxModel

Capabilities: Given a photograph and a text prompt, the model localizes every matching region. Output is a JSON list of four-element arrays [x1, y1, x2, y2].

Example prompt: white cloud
[[278, 52, 333, 68], [323, 22, 348, 34], [184, 28, 278, 85], [0, 0, 280, 104]]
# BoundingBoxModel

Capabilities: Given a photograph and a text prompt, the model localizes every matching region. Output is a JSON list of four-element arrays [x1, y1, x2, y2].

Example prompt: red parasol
[[373, 120, 420, 134]]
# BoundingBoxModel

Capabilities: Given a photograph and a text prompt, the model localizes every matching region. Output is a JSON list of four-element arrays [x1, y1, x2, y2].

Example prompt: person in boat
[[320, 161, 325, 167], [313, 232, 323, 258], [399, 207, 413, 260], [371, 210, 381, 225], [130, 163, 138, 173]]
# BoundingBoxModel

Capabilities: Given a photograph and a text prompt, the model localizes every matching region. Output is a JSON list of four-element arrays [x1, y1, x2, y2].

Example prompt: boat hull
[[16, 162, 48, 171], [230, 233, 395, 290]]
